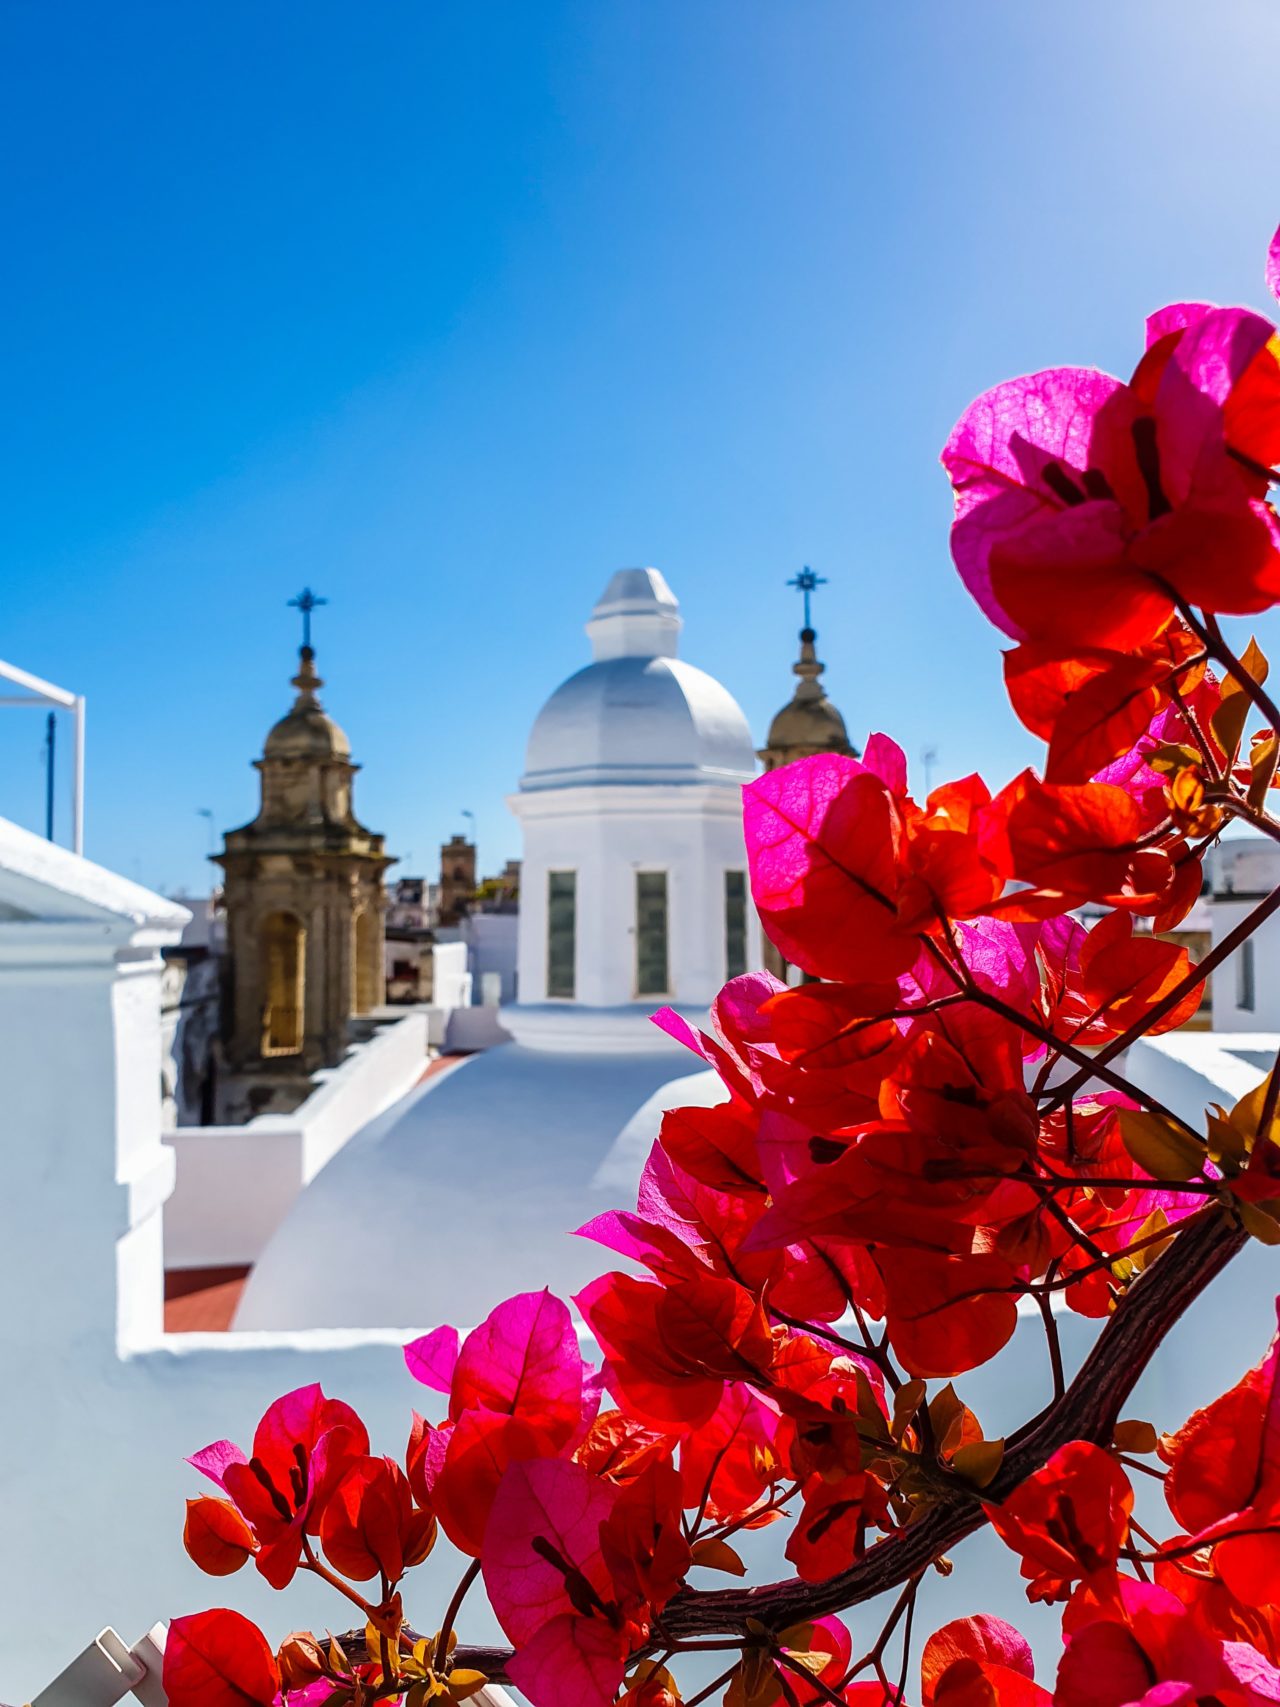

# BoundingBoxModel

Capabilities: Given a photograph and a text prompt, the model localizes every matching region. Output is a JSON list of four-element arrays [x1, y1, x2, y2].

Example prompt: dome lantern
[[262, 647, 351, 761], [584, 567, 682, 661]]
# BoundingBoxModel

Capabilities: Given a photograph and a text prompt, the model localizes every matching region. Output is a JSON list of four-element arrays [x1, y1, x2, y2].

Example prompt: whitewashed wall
[[163, 1010, 430, 1269], [1209, 837, 1280, 1031], [461, 910, 519, 1003], [510, 783, 761, 1008], [430, 938, 472, 1008]]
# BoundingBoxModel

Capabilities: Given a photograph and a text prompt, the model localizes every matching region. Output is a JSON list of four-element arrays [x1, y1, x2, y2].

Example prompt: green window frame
[[547, 870, 576, 998], [635, 871, 670, 997], [725, 869, 748, 980]]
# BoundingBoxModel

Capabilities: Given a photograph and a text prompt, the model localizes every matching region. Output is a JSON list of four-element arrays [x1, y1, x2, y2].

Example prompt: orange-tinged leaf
[[1113, 1419, 1159, 1454], [1249, 729, 1280, 812], [690, 1535, 747, 1575], [928, 1384, 984, 1459], [891, 1377, 928, 1443], [1237, 1200, 1280, 1245], [1230, 1073, 1280, 1144], [1213, 638, 1268, 763], [1117, 1108, 1206, 1182], [952, 1437, 1005, 1488], [445, 1669, 489, 1702], [726, 1650, 780, 1707], [1121, 1208, 1174, 1274], [277, 1634, 327, 1692], [1242, 635, 1270, 686]]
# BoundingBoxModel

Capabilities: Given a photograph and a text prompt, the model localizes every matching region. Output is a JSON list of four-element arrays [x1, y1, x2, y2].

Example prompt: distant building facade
[[1210, 838, 1280, 1031], [437, 835, 477, 925], [385, 876, 435, 1003]]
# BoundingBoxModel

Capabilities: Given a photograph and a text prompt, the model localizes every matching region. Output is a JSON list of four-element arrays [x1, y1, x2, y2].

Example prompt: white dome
[[520, 569, 757, 791]]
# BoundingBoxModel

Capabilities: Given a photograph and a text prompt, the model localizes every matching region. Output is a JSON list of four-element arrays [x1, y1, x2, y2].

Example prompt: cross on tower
[[787, 566, 828, 631], [288, 587, 329, 652]]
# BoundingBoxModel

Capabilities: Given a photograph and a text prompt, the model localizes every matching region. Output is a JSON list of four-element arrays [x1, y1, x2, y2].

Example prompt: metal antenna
[[44, 712, 55, 841]]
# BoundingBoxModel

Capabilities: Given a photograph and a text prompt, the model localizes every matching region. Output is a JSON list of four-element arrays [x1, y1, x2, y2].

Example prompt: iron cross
[[787, 566, 827, 630], [288, 587, 329, 651]]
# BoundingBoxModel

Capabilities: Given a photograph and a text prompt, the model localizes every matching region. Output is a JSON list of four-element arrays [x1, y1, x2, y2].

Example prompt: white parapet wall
[[1126, 1030, 1277, 1126], [30, 1620, 517, 1707], [163, 1010, 429, 1269], [431, 937, 471, 1007]]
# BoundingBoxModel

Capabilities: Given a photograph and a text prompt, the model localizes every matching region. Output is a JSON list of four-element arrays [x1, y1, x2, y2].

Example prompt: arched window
[[261, 912, 305, 1056], [352, 908, 379, 1015]]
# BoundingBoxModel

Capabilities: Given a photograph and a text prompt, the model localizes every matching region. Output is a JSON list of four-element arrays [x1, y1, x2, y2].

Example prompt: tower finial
[[288, 586, 329, 654], [786, 566, 827, 633]]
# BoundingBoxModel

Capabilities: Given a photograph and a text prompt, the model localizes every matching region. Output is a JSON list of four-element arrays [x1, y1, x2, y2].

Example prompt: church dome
[[263, 650, 351, 761], [520, 569, 757, 791], [762, 626, 855, 763], [766, 689, 851, 753]]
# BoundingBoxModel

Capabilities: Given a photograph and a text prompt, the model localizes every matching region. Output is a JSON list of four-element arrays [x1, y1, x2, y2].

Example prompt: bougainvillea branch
[[163, 223, 1280, 1707], [1047, 880, 1280, 1109], [429, 1204, 1247, 1684]]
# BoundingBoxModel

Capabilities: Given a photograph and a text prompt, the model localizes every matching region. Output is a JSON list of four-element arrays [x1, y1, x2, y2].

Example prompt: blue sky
[[4, 1, 1280, 891]]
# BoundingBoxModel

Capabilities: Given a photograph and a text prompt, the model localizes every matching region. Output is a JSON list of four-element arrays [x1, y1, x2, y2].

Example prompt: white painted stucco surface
[[162, 1009, 430, 1269], [234, 1037, 711, 1330], [1127, 1030, 1276, 1122]]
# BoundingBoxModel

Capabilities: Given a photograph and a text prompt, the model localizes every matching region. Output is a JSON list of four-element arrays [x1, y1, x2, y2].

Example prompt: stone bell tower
[[216, 591, 393, 1083], [758, 569, 857, 774], [758, 571, 855, 979]]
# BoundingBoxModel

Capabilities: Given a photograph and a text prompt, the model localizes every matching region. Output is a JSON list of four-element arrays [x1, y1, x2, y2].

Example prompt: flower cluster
[[166, 224, 1280, 1707]]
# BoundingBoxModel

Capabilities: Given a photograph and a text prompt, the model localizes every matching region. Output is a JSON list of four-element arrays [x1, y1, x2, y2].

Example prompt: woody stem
[[774, 1649, 848, 1707], [301, 1535, 375, 1617], [1183, 603, 1280, 735], [436, 1558, 482, 1667], [951, 971, 1201, 1139], [1046, 882, 1280, 1110]]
